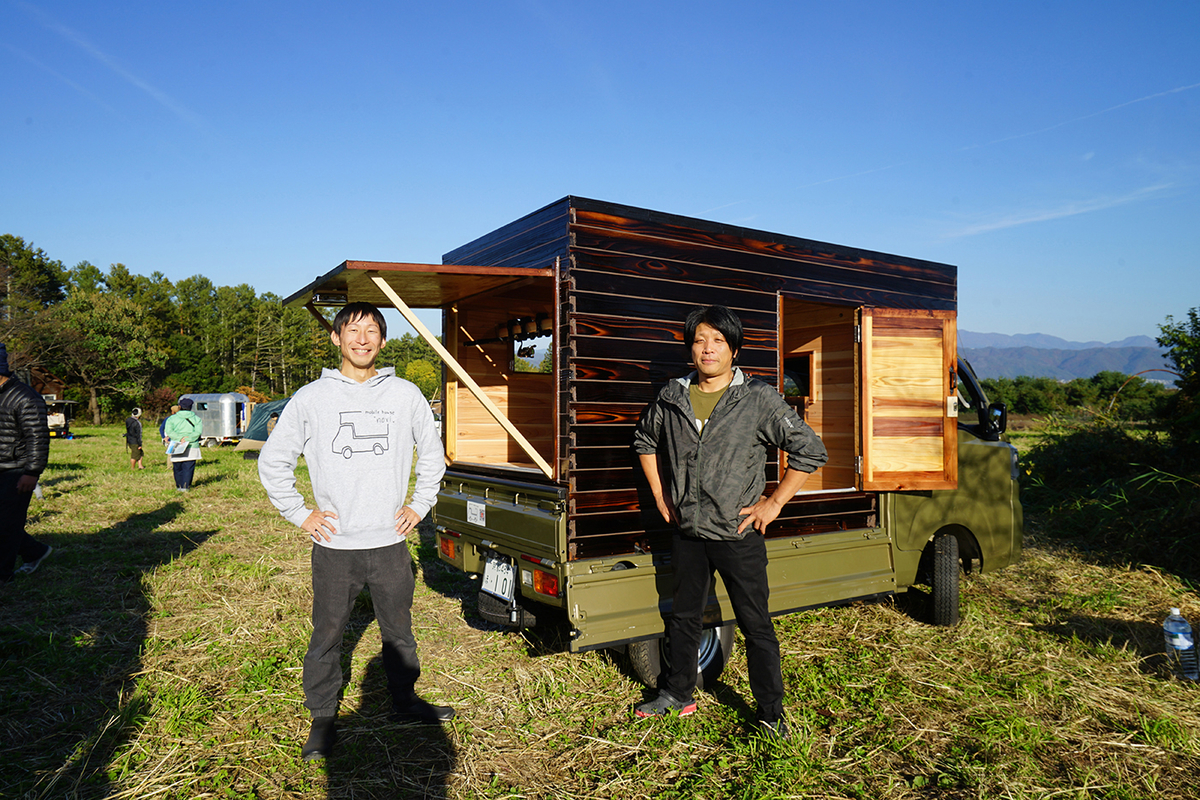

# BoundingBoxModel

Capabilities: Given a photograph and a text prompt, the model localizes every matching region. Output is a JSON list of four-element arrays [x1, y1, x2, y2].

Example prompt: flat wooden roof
[[283, 260, 555, 310]]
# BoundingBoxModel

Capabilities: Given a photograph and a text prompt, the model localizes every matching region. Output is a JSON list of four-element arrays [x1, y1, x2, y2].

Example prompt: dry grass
[[2, 425, 1199, 799]]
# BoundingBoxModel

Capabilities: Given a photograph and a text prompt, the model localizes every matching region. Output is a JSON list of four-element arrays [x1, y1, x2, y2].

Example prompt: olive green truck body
[[285, 196, 1023, 677]]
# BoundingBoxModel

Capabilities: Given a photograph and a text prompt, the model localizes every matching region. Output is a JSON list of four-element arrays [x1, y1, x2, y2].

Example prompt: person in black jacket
[[631, 306, 827, 738], [0, 343, 53, 585], [125, 408, 144, 470]]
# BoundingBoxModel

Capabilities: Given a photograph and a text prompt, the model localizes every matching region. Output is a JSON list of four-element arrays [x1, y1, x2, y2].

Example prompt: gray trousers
[[303, 542, 421, 718]]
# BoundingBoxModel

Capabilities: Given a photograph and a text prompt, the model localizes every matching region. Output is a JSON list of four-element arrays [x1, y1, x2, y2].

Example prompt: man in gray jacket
[[0, 343, 52, 585], [632, 306, 827, 738], [258, 303, 450, 761]]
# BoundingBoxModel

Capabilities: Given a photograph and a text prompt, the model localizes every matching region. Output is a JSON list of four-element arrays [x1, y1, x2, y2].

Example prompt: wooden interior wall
[[781, 300, 857, 491], [449, 285, 555, 469]]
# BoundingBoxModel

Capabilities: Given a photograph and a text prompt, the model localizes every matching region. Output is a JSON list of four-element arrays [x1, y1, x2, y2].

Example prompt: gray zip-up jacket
[[633, 368, 827, 541]]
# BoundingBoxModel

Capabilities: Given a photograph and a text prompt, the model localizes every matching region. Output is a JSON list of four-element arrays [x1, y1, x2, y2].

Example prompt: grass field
[[2, 423, 1199, 799]]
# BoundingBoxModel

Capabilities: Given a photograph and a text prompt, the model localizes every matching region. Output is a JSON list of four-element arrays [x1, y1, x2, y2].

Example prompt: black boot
[[392, 696, 455, 724], [301, 716, 336, 761]]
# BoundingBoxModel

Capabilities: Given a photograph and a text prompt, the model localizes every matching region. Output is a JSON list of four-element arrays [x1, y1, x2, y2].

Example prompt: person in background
[[163, 398, 203, 491], [125, 408, 144, 470], [258, 301, 450, 762], [0, 342, 53, 585]]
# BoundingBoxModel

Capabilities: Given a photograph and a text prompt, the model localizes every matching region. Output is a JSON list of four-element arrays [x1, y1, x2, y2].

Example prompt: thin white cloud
[[16, 1, 206, 132], [960, 81, 1200, 152], [944, 183, 1173, 237], [800, 82, 1200, 189], [795, 160, 912, 189], [3, 42, 119, 115]]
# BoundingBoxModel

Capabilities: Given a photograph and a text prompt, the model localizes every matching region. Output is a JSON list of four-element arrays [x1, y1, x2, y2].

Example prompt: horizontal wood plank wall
[[439, 197, 954, 558], [564, 199, 953, 558], [442, 199, 571, 271], [781, 300, 857, 491]]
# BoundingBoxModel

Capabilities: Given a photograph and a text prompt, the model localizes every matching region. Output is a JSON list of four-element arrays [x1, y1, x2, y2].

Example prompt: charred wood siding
[[564, 199, 940, 557], [443, 196, 950, 559], [442, 198, 572, 272]]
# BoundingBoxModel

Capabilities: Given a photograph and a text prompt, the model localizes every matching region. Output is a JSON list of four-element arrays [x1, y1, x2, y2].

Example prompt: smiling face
[[331, 312, 385, 380], [690, 321, 737, 387]]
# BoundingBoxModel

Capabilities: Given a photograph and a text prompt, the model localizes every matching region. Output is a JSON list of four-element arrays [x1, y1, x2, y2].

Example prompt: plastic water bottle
[[1163, 608, 1199, 681]]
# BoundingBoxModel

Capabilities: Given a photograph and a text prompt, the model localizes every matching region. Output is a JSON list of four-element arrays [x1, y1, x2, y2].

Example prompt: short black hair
[[684, 305, 743, 354], [332, 302, 387, 340]]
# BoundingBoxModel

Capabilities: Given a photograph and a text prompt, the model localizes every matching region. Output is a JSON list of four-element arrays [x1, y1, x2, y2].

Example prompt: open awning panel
[[283, 260, 554, 310], [285, 260, 558, 480]]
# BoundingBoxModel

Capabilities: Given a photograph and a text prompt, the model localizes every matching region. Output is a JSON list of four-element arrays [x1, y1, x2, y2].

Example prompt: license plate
[[467, 499, 486, 526], [481, 555, 516, 602]]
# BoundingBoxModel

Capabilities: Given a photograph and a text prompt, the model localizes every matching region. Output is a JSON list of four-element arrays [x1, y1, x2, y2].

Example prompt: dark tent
[[234, 397, 291, 450]]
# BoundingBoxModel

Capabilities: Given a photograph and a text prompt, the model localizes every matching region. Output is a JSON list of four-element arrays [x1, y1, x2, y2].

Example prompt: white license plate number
[[481, 556, 515, 601]]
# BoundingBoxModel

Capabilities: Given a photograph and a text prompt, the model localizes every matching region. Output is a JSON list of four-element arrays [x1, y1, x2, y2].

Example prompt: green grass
[[2, 422, 1200, 798]]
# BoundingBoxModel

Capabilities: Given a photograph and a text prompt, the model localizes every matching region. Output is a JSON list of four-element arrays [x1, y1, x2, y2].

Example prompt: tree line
[[5, 233, 1197, 434], [1, 234, 441, 423]]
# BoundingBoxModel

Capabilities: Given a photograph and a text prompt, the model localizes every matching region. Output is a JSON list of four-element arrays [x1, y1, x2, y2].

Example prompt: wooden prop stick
[[369, 274, 554, 479]]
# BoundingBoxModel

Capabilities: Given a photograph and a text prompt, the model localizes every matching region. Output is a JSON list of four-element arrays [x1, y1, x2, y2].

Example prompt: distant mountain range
[[959, 331, 1174, 381]]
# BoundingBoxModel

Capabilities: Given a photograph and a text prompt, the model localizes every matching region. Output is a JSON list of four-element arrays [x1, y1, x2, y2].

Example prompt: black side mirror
[[988, 402, 1008, 437]]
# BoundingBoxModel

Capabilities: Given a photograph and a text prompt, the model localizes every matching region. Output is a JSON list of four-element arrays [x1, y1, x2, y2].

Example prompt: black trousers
[[662, 532, 785, 722], [303, 542, 421, 718], [0, 470, 49, 582]]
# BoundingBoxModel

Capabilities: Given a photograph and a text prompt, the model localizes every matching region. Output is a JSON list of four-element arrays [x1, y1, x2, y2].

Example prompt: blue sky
[[4, 0, 1198, 344]]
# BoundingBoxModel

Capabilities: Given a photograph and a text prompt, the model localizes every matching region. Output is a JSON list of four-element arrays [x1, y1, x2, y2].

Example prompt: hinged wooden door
[[858, 308, 957, 491]]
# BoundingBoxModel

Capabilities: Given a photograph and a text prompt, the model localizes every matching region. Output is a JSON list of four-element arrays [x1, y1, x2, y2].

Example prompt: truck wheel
[[931, 534, 961, 627], [628, 623, 735, 691], [476, 590, 539, 628], [204, 438, 218, 448]]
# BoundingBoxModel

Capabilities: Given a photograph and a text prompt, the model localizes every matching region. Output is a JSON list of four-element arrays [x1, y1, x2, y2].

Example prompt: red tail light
[[532, 569, 558, 597]]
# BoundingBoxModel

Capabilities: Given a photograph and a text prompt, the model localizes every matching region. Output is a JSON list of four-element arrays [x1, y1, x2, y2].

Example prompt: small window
[[783, 354, 812, 399], [504, 314, 553, 374], [195, 402, 209, 411]]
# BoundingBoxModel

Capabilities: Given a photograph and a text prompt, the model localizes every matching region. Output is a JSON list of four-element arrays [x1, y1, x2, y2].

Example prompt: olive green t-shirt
[[689, 384, 728, 434]]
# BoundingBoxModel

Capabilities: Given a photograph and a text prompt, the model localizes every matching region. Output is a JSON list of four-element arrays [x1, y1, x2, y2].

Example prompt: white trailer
[[179, 392, 250, 446]]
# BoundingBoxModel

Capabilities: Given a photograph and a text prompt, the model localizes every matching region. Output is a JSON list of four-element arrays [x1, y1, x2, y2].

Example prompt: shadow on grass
[[0, 502, 217, 800], [1036, 612, 1175, 678], [189, 471, 231, 489], [321, 655, 456, 799], [315, 579, 456, 798]]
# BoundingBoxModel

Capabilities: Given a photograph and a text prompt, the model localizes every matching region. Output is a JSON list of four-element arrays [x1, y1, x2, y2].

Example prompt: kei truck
[[283, 196, 1023, 688]]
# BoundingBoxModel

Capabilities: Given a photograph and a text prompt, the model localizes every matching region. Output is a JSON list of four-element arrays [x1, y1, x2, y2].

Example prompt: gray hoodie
[[258, 367, 445, 550]]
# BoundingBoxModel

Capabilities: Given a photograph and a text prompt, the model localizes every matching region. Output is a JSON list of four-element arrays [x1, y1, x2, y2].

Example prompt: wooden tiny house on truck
[[284, 196, 1023, 687]]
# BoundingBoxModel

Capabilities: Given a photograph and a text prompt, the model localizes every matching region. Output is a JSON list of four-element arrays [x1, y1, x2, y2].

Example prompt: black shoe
[[301, 716, 336, 761], [393, 697, 455, 724], [758, 716, 791, 740]]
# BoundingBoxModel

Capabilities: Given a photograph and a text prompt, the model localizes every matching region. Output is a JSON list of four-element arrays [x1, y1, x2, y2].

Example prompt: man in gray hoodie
[[258, 302, 450, 761]]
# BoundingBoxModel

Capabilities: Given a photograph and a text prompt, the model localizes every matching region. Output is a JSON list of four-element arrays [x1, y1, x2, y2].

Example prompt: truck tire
[[931, 534, 961, 627], [476, 590, 539, 628], [628, 623, 735, 691]]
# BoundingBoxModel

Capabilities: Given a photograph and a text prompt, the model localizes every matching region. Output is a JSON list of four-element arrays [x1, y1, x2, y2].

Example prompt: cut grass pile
[[2, 424, 1199, 799]]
